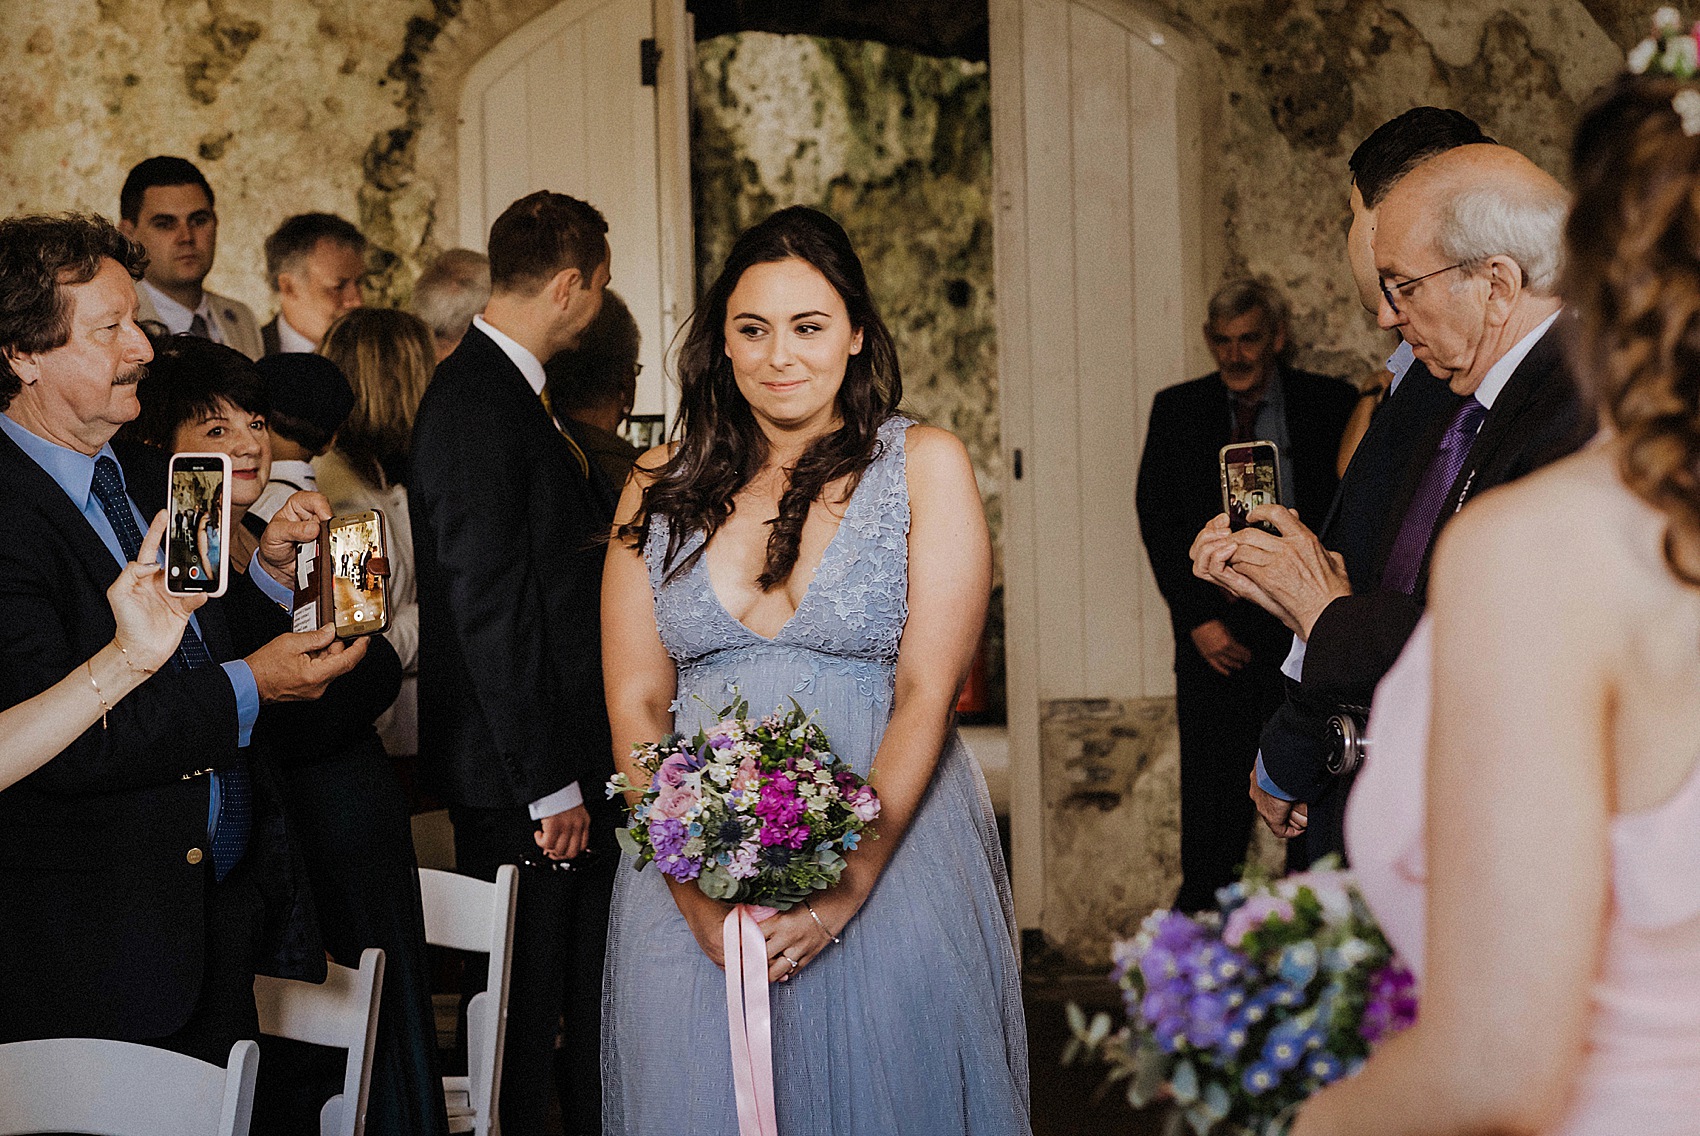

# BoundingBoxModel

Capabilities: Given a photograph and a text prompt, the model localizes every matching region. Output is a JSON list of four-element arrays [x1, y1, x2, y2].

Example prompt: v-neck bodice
[[644, 416, 912, 676]]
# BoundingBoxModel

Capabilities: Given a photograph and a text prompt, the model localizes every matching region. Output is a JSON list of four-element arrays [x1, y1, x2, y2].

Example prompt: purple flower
[[1360, 962, 1418, 1045], [650, 817, 688, 858], [1186, 991, 1231, 1049], [661, 854, 701, 882]]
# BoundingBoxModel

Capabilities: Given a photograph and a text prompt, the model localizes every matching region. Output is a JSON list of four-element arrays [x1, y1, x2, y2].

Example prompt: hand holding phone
[[166, 453, 232, 598], [293, 510, 392, 639], [1219, 441, 1283, 536]]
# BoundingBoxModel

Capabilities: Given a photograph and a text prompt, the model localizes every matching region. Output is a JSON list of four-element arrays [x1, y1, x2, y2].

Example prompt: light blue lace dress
[[602, 417, 1031, 1135]]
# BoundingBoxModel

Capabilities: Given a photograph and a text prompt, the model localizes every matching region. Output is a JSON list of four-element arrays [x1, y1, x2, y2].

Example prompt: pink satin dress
[[1346, 617, 1700, 1134]]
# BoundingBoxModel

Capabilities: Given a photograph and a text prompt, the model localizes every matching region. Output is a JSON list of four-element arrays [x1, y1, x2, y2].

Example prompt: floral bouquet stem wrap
[[608, 697, 880, 1136], [1065, 863, 1416, 1136]]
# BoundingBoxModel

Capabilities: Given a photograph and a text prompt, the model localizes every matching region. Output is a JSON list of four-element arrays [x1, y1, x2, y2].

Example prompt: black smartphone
[[327, 510, 390, 638], [166, 452, 232, 597], [1219, 440, 1283, 535]]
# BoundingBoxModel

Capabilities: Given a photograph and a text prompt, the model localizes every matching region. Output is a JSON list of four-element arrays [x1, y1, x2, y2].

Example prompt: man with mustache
[[0, 212, 364, 1066], [1135, 279, 1356, 911]]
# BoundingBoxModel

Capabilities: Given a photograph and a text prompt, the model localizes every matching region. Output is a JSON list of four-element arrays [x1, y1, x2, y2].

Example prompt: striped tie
[[90, 456, 249, 879]]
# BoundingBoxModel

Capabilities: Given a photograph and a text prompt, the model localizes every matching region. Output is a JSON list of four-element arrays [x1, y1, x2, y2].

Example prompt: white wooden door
[[459, 0, 693, 424], [990, 0, 1214, 929]]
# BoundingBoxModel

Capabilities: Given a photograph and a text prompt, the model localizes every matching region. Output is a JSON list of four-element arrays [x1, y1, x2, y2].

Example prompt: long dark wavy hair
[[1567, 76, 1700, 584], [624, 206, 903, 587]]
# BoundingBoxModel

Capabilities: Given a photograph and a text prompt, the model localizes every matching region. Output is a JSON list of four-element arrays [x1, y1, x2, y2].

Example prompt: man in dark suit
[[1196, 144, 1592, 862], [260, 212, 367, 354], [0, 213, 362, 1063], [410, 191, 615, 1136], [1136, 280, 1356, 911]]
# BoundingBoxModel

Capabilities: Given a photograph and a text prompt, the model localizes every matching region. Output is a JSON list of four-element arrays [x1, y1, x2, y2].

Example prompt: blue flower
[[1277, 940, 1320, 987], [1305, 1052, 1344, 1083], [1241, 1062, 1280, 1096], [841, 832, 861, 850], [1269, 982, 1305, 1008], [1262, 1032, 1304, 1072]]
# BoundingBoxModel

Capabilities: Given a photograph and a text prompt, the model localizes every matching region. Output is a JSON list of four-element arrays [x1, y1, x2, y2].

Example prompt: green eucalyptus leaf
[[1172, 1058, 1199, 1105], [1066, 1002, 1087, 1034], [614, 827, 641, 857]]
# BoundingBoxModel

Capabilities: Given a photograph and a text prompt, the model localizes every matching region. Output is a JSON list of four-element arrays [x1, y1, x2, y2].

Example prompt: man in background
[[410, 248, 491, 362], [410, 191, 616, 1136], [119, 156, 263, 360], [1136, 279, 1356, 911], [261, 213, 366, 354], [543, 287, 642, 498]]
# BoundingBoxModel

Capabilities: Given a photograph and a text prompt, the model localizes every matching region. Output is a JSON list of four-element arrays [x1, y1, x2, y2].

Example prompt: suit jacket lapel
[[0, 429, 130, 591], [1441, 324, 1560, 515]]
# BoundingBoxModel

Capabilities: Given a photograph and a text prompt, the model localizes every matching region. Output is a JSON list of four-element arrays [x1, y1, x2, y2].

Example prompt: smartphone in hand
[[1219, 440, 1283, 536], [166, 452, 232, 597]]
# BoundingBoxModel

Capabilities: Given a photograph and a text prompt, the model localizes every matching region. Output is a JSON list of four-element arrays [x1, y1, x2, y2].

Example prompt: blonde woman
[[316, 307, 434, 758]]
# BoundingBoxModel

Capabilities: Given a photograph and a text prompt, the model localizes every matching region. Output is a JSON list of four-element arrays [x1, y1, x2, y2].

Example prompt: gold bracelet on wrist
[[804, 899, 841, 944], [85, 658, 111, 730]]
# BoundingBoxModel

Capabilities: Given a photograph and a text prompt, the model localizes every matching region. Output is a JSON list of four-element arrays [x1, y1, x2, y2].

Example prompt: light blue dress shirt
[[0, 414, 262, 838]]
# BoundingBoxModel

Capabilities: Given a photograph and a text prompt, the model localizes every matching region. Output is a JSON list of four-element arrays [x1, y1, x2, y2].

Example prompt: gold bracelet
[[111, 635, 155, 676], [85, 658, 111, 730], [804, 900, 841, 944]]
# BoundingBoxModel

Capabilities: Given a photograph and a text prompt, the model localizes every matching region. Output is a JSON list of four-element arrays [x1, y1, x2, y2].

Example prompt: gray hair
[[409, 249, 491, 342], [1434, 181, 1566, 295], [1207, 278, 1290, 332]]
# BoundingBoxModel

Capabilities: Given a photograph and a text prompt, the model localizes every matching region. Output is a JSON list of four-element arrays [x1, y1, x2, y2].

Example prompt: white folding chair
[[254, 946, 386, 1136], [419, 865, 517, 1136], [0, 1036, 258, 1136]]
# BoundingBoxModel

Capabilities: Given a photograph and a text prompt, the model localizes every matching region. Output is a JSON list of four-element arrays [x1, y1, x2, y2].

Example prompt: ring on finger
[[781, 953, 799, 972]]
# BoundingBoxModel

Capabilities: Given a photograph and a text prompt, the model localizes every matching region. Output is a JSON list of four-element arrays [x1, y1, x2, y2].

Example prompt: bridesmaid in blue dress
[[600, 206, 1030, 1135]]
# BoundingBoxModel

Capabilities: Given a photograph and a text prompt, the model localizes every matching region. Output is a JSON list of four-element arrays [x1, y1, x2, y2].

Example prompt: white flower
[[1630, 37, 1659, 74], [1663, 34, 1698, 75], [1656, 6, 1683, 33], [796, 757, 816, 773], [1674, 88, 1700, 136]]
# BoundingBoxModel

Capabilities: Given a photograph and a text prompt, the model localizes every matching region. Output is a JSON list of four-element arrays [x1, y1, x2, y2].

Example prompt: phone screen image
[[1220, 441, 1281, 534], [167, 456, 229, 595], [328, 514, 387, 635]]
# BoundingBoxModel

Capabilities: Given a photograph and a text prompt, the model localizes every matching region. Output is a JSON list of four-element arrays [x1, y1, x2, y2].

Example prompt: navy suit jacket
[[1263, 323, 1593, 810], [409, 326, 616, 823], [0, 433, 322, 1042]]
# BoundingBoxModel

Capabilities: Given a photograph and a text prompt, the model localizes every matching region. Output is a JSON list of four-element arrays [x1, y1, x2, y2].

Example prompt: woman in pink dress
[[1294, 77, 1700, 1135]]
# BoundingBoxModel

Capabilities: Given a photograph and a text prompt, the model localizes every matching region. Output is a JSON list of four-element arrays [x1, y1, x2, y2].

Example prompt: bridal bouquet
[[608, 696, 880, 909], [1066, 866, 1417, 1136]]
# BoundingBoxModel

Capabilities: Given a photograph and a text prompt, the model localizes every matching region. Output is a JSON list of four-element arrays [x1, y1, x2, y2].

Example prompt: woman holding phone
[[130, 336, 447, 1136], [0, 510, 205, 793]]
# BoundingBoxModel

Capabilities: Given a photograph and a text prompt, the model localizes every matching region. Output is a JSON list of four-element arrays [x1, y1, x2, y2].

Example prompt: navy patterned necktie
[[90, 456, 249, 878], [1381, 397, 1488, 595]]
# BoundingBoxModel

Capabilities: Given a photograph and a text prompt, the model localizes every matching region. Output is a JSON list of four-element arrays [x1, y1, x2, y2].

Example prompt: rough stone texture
[[1040, 696, 1283, 968]]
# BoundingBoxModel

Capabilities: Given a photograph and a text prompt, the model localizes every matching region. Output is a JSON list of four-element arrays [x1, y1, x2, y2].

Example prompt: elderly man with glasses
[[1192, 143, 1593, 863]]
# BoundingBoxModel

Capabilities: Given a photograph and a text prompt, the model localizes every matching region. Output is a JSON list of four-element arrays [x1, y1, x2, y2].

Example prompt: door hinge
[[640, 38, 661, 87]]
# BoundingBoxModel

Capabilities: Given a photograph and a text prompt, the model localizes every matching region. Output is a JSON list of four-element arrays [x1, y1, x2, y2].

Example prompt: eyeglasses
[[1379, 263, 1466, 315]]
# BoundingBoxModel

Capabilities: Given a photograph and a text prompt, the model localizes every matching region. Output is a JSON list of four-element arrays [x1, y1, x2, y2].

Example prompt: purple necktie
[[1381, 396, 1487, 595]]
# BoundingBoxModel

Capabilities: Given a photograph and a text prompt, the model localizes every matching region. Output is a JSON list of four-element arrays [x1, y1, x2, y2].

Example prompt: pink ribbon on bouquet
[[723, 903, 780, 1136]]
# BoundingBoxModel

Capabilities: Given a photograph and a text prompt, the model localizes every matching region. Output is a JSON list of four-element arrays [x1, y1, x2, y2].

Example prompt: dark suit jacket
[[409, 326, 616, 822], [0, 434, 323, 1043], [1263, 323, 1593, 806], [261, 317, 281, 357], [1136, 366, 1358, 659]]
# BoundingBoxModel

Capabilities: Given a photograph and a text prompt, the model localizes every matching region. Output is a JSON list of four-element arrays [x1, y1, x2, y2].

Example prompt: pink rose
[[849, 786, 881, 823], [656, 752, 693, 789], [653, 782, 699, 819]]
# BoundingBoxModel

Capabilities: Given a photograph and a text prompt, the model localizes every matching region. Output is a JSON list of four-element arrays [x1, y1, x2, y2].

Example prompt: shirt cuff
[[1254, 754, 1295, 802], [528, 782, 583, 819], [222, 660, 259, 747], [249, 549, 295, 608]]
